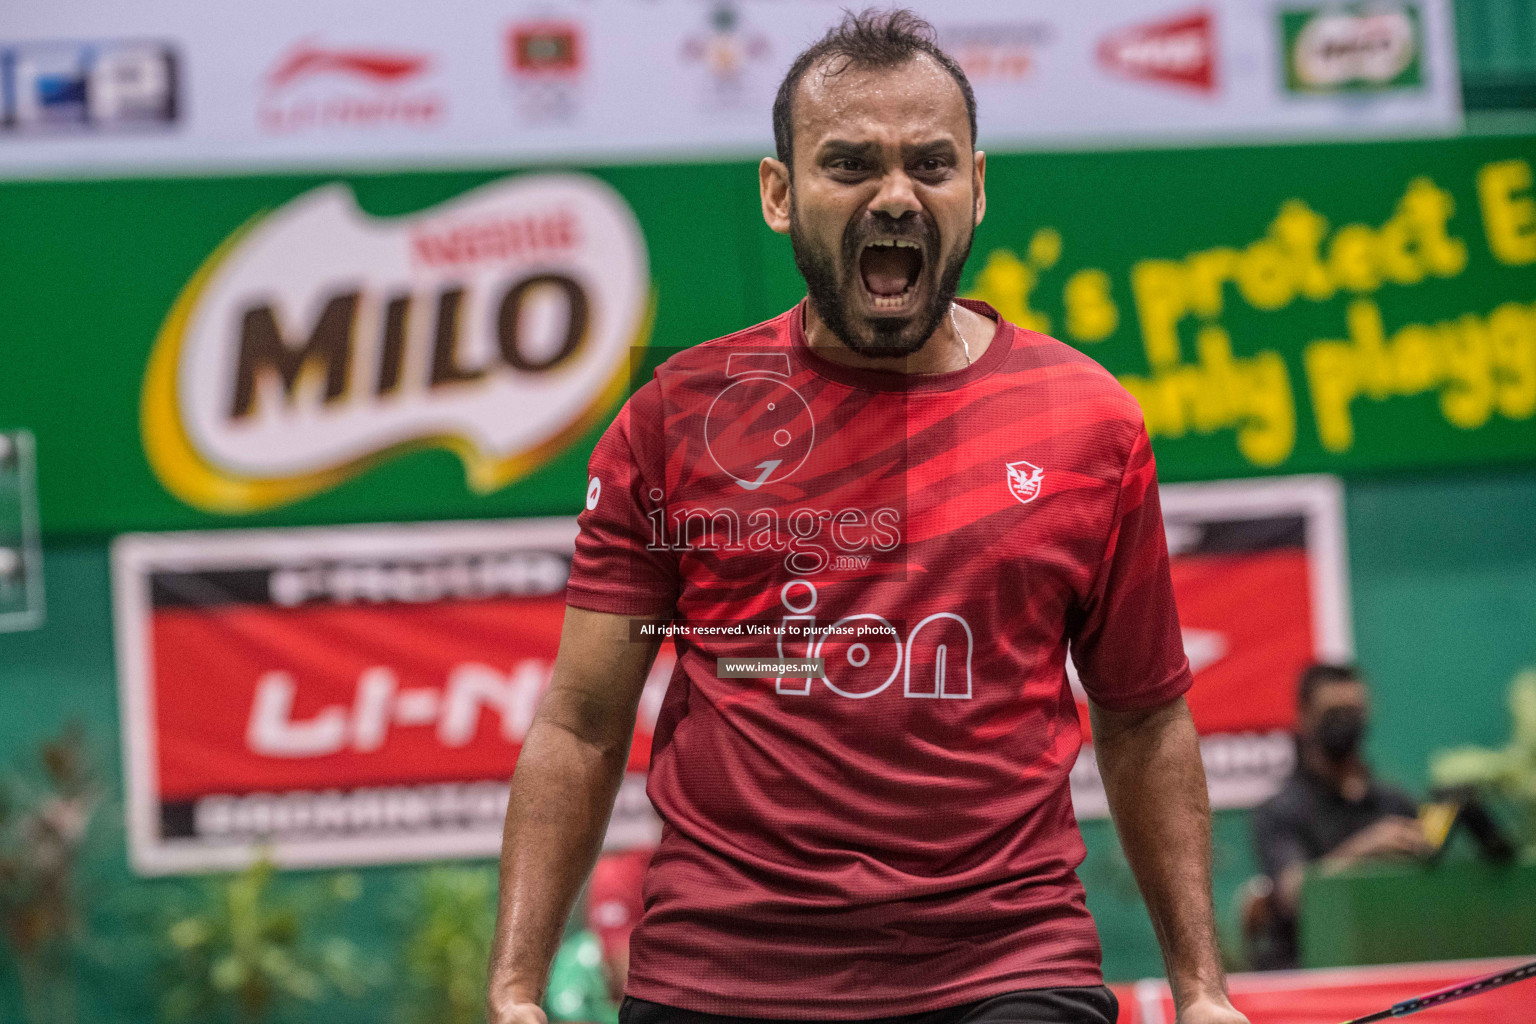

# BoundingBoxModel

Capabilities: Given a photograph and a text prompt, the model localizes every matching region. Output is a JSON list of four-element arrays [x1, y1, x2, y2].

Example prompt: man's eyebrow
[[817, 139, 878, 159], [815, 139, 961, 161], [904, 139, 959, 159]]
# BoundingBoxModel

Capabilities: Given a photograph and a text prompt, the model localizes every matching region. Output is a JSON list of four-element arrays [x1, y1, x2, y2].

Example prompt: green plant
[[160, 858, 369, 1024], [398, 865, 497, 1024], [1430, 668, 1536, 854], [0, 722, 97, 1024]]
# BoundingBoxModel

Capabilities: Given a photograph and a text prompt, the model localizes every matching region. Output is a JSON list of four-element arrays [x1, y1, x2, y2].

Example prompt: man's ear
[[973, 150, 987, 227], [760, 157, 792, 235]]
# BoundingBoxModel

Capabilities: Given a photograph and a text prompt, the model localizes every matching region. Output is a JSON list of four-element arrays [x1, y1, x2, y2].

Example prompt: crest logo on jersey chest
[[1006, 460, 1045, 505]]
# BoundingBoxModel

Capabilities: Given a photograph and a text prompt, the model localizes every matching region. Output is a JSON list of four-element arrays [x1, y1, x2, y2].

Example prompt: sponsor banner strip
[[0, 0, 1459, 178], [6, 132, 1536, 536], [114, 476, 1347, 873]]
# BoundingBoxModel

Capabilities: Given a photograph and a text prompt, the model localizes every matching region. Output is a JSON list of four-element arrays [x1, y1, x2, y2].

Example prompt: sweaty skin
[[758, 55, 991, 374], [1093, 699, 1247, 1024], [487, 606, 663, 1024]]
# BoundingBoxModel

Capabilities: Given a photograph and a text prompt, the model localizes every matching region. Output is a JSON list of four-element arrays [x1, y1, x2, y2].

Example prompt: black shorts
[[618, 986, 1119, 1024]]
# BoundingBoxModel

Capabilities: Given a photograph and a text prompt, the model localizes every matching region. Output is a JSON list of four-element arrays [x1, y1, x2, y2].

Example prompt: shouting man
[[490, 11, 1247, 1024]]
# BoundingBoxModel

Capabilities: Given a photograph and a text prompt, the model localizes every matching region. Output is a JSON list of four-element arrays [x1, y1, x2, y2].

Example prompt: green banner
[[956, 136, 1536, 482], [1, 134, 1533, 536]]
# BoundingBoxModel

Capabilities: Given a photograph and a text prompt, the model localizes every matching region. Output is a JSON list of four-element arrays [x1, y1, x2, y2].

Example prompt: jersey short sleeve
[[566, 381, 679, 617], [1069, 425, 1192, 711]]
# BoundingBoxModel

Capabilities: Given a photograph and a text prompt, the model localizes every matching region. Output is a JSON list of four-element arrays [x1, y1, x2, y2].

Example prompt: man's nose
[[869, 171, 920, 221]]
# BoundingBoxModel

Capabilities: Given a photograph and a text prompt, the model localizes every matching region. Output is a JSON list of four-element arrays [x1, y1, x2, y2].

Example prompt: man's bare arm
[[487, 606, 663, 1024], [1092, 696, 1246, 1024]]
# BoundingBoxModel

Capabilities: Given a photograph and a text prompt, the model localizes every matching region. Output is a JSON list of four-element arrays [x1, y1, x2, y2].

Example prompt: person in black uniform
[[1249, 663, 1430, 970]]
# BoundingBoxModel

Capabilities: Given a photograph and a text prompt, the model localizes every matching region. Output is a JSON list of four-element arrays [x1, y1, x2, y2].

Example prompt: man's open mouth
[[857, 238, 924, 312]]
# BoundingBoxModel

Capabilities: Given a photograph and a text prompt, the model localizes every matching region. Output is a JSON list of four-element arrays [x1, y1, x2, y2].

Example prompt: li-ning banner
[[112, 477, 1347, 874], [1069, 475, 1350, 818], [4, 136, 1535, 537], [112, 518, 674, 874]]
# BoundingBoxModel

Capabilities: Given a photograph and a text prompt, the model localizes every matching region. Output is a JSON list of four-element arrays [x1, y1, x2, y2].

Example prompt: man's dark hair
[[1297, 662, 1362, 708], [771, 8, 978, 169]]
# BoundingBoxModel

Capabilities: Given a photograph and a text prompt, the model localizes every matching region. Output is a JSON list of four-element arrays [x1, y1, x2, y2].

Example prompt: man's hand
[[1325, 816, 1432, 870], [488, 998, 549, 1024], [1178, 994, 1250, 1024]]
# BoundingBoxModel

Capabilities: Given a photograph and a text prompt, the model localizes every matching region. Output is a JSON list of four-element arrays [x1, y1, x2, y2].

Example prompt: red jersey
[[566, 299, 1190, 1018]]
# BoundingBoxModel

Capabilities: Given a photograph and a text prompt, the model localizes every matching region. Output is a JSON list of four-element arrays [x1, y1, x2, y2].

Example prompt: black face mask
[[1315, 706, 1367, 761]]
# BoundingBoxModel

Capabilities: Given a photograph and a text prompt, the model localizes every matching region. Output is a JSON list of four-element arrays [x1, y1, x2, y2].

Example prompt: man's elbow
[[530, 686, 638, 761], [1090, 693, 1192, 745]]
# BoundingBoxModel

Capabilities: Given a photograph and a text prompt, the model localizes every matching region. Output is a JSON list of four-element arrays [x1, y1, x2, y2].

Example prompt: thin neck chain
[[949, 303, 972, 368]]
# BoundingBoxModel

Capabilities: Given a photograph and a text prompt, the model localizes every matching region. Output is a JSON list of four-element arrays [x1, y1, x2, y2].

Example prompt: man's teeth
[[860, 239, 921, 308]]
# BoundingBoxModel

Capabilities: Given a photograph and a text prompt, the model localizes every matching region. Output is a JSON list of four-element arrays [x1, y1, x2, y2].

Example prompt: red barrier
[[1121, 958, 1533, 1024]]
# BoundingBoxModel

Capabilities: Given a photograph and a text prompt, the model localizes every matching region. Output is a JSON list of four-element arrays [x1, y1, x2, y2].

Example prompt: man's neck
[[803, 300, 991, 376]]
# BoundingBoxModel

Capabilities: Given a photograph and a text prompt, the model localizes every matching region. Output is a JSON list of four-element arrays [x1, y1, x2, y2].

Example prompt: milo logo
[[1282, 4, 1423, 93], [143, 173, 650, 513]]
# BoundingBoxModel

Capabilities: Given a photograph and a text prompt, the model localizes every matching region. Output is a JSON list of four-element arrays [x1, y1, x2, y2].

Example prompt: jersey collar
[[789, 298, 1013, 393]]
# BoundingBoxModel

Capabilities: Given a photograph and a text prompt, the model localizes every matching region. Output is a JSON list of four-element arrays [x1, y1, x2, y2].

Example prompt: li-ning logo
[[142, 174, 652, 514], [258, 40, 443, 133], [1006, 460, 1045, 505], [266, 44, 430, 88]]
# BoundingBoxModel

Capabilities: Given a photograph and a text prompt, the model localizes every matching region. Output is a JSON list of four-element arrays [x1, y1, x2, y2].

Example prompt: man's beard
[[789, 198, 973, 359]]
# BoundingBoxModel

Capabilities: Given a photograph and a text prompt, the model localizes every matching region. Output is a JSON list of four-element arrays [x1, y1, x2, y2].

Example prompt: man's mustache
[[840, 217, 937, 265]]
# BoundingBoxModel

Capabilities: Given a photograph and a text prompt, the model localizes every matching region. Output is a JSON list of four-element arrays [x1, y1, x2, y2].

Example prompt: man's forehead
[[794, 55, 967, 150], [1312, 678, 1368, 702]]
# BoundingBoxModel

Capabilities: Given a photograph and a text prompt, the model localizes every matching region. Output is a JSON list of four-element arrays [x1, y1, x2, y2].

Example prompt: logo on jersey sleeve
[[1006, 460, 1045, 505]]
